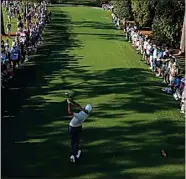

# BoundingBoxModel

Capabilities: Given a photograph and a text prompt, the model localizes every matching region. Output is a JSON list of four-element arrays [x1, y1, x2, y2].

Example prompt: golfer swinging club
[[67, 98, 92, 163]]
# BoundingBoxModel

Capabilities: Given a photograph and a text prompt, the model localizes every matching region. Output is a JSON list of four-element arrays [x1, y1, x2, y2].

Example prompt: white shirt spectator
[[131, 30, 134, 37], [146, 44, 151, 55], [143, 40, 148, 50], [12, 41, 16, 47], [153, 47, 157, 59]]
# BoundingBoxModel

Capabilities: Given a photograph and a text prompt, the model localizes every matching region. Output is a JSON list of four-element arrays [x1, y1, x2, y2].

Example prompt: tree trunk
[[180, 13, 185, 53], [1, 7, 5, 35]]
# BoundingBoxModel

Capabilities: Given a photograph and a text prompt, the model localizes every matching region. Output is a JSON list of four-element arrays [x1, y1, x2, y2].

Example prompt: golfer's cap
[[85, 104, 92, 113]]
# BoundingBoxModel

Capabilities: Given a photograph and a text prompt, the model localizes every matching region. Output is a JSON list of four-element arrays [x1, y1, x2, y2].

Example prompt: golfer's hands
[[67, 98, 71, 104]]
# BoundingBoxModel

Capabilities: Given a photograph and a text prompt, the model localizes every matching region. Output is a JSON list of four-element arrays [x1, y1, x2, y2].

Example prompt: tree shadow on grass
[[3, 64, 184, 178], [71, 32, 126, 42], [78, 120, 184, 179], [3, 115, 184, 178], [73, 21, 116, 30], [60, 67, 181, 113], [1, 8, 85, 178]]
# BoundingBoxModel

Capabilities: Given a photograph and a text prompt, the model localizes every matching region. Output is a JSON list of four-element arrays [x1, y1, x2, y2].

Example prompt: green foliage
[[21, 0, 41, 3], [133, 0, 154, 28], [1, 8, 5, 35], [152, 0, 185, 45], [131, 0, 136, 12], [111, 0, 133, 20]]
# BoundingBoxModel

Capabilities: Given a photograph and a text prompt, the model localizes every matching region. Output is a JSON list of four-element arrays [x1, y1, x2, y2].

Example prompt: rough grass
[[2, 5, 184, 179]]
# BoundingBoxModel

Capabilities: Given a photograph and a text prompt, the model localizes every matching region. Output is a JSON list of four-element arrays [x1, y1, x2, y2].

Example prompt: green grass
[[2, 4, 184, 179], [2, 8, 18, 33], [2, 7, 18, 44]]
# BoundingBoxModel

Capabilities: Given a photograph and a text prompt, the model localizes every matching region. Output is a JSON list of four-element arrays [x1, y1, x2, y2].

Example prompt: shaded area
[[2, 9, 84, 178], [73, 21, 116, 30]]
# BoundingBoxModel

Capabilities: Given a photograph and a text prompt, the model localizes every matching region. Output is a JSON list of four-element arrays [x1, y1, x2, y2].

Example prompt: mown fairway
[[2, 4, 184, 179]]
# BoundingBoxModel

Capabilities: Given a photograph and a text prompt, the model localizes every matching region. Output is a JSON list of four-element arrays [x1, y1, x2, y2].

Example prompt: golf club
[[63, 90, 79, 106], [63, 90, 75, 98]]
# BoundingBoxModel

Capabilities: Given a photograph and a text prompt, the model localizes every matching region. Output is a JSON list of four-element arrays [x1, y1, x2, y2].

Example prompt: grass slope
[[2, 5, 184, 179], [2, 8, 17, 34]]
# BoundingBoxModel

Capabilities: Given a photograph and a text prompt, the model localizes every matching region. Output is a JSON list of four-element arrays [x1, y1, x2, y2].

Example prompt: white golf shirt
[[69, 111, 89, 127], [143, 41, 148, 50]]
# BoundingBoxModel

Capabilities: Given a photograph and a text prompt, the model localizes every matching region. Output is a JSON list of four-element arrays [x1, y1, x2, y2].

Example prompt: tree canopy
[[109, 0, 185, 45]]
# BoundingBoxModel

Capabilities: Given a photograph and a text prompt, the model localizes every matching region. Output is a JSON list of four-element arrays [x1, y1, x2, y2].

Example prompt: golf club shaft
[[69, 99, 81, 108]]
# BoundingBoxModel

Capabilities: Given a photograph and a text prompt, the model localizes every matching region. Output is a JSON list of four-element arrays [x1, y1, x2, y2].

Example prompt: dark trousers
[[68, 125, 82, 156]]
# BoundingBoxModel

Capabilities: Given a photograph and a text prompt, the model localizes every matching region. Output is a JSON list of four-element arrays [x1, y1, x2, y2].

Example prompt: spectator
[[4, 39, 10, 56], [6, 22, 11, 38], [18, 14, 22, 21], [17, 19, 23, 29], [149, 43, 154, 70], [7, 10, 12, 23], [161, 57, 171, 84], [145, 41, 152, 65], [142, 38, 148, 61], [1, 40, 5, 49], [10, 45, 19, 72], [122, 17, 127, 32], [180, 86, 185, 114], [155, 46, 164, 77], [169, 62, 179, 85]]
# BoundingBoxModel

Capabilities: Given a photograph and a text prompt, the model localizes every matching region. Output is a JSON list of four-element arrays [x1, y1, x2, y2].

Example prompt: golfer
[[67, 98, 92, 163]]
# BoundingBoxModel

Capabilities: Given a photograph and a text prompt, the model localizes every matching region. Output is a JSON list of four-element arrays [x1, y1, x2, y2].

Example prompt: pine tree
[[152, 0, 185, 45], [111, 0, 132, 20], [133, 0, 154, 28]]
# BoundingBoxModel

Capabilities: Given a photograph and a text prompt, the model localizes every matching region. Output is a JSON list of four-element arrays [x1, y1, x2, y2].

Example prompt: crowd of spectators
[[108, 9, 185, 114], [1, 0, 52, 88]]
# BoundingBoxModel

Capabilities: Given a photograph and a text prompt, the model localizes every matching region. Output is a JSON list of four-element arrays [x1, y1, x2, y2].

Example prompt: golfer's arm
[[68, 103, 73, 116], [76, 104, 83, 111], [70, 99, 83, 110], [67, 103, 79, 118]]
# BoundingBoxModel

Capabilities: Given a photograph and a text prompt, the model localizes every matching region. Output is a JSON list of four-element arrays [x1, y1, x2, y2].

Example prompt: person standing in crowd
[[6, 22, 11, 38], [7, 10, 12, 23], [10, 45, 19, 72], [169, 62, 179, 85]]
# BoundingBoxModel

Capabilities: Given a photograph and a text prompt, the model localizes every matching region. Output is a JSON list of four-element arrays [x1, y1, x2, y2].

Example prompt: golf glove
[[67, 98, 71, 104]]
